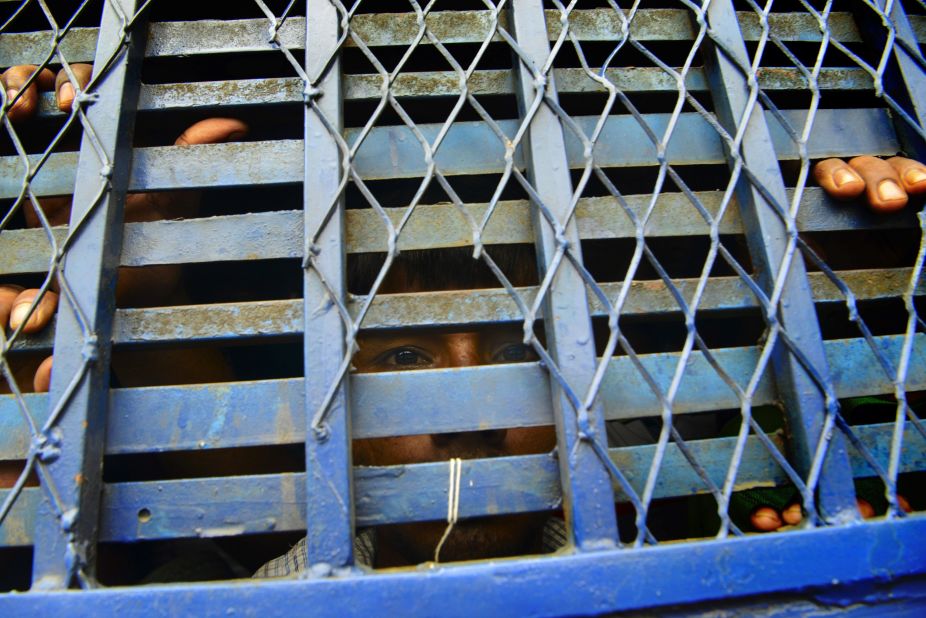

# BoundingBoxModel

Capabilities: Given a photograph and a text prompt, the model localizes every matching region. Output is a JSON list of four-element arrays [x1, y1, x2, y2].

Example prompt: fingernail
[[782, 504, 802, 526], [833, 168, 858, 188], [58, 82, 75, 105], [9, 302, 29, 329], [6, 89, 18, 105], [878, 179, 906, 202], [905, 168, 926, 186]]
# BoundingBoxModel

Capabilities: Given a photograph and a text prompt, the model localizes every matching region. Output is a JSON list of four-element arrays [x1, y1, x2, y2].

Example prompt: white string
[[433, 457, 462, 563]]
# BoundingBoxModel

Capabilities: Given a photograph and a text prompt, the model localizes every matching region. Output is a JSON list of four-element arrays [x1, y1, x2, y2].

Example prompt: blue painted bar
[[0, 107, 897, 198], [2, 518, 925, 616], [1, 333, 923, 459], [30, 0, 147, 590], [704, 1, 858, 525], [5, 186, 917, 276], [21, 66, 873, 118], [0, 12, 870, 68], [508, 0, 618, 551], [1, 422, 922, 547], [8, 265, 919, 354], [301, 0, 356, 572]]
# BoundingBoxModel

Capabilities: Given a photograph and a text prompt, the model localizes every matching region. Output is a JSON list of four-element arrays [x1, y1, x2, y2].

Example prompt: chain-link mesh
[[0, 0, 924, 593], [0, 0, 156, 588]]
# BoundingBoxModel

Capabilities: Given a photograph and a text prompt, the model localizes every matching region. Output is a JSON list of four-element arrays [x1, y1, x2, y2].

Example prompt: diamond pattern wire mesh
[[0, 0, 155, 587], [0, 0, 924, 588]]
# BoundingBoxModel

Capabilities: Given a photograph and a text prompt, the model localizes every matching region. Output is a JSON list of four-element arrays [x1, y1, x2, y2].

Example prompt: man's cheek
[[352, 435, 435, 466], [505, 426, 556, 455]]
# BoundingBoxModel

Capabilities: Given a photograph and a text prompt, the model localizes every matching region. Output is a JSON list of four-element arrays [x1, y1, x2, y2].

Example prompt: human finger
[[1, 65, 55, 122], [54, 63, 93, 113], [9, 288, 58, 334], [813, 158, 865, 201], [174, 118, 249, 146], [33, 355, 52, 393], [749, 506, 783, 532], [848, 156, 908, 212], [0, 284, 24, 327], [857, 498, 875, 519], [886, 157, 926, 197], [781, 502, 802, 526]]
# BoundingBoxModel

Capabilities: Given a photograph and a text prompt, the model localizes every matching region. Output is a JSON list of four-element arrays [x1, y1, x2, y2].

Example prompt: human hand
[[2, 65, 248, 392], [814, 156, 926, 212]]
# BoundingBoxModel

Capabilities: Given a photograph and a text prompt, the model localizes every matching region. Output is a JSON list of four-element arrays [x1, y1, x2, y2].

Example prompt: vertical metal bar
[[303, 0, 354, 571], [507, 0, 617, 551], [31, 0, 145, 589], [701, 1, 858, 523], [852, 0, 926, 160]]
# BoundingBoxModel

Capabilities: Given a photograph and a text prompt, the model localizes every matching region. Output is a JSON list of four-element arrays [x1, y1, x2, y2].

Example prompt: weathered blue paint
[[5, 265, 921, 353], [5, 187, 917, 276], [509, 0, 618, 551], [29, 0, 147, 590], [2, 334, 923, 458], [1, 519, 924, 616], [1, 423, 918, 547], [0, 108, 898, 198], [703, 1, 858, 527], [0, 11, 880, 69], [302, 0, 356, 571]]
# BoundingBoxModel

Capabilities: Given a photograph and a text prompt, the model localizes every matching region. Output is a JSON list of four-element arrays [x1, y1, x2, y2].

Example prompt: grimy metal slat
[[1, 334, 922, 458], [302, 0, 355, 572], [1, 423, 921, 548], [702, 1, 858, 525], [30, 0, 146, 589], [508, 0, 617, 551]]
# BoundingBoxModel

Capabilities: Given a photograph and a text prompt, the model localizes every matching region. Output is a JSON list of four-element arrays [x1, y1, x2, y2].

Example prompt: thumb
[[174, 118, 249, 146]]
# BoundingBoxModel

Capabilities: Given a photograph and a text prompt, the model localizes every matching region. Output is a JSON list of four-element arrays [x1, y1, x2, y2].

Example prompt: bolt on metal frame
[[0, 0, 925, 614]]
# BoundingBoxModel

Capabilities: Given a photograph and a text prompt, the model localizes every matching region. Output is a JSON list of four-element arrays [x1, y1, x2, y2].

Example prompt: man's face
[[351, 323, 557, 566]]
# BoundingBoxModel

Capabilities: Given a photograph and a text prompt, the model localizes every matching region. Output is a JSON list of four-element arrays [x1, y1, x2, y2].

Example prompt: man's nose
[[431, 429, 508, 450], [444, 332, 481, 367]]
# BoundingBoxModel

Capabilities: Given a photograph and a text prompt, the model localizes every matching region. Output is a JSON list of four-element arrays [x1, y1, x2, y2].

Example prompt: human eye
[[491, 342, 535, 364], [376, 346, 434, 370]]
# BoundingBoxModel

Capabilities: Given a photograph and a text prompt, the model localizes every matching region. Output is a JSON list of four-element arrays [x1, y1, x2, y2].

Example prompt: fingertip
[[750, 507, 782, 532], [0, 284, 24, 327], [10, 289, 57, 334], [57, 82, 75, 113], [174, 118, 249, 146], [782, 503, 803, 526], [814, 158, 865, 200], [33, 356, 52, 393], [869, 179, 908, 213]]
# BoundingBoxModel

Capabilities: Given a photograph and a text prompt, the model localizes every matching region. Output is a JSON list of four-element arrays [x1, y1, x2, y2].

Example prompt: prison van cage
[[0, 0, 924, 616]]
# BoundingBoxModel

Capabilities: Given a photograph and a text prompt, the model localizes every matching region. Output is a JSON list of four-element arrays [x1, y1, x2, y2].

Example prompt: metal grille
[[1, 0, 925, 613]]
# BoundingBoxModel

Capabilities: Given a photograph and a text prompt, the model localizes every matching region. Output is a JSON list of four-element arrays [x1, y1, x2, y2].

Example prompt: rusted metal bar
[[0, 11, 869, 68]]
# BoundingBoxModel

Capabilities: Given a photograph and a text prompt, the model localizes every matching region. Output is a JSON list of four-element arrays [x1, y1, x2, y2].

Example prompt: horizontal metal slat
[[1, 335, 921, 458], [4, 185, 916, 275], [6, 267, 921, 351], [1, 422, 920, 546], [0, 108, 897, 198], [0, 11, 866, 68], [25, 66, 874, 118]]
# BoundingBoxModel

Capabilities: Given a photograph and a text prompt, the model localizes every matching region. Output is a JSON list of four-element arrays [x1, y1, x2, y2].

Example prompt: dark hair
[[348, 245, 538, 294]]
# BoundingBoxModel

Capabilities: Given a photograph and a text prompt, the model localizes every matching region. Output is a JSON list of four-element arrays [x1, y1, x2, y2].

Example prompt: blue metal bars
[[506, 0, 617, 551], [302, 0, 355, 572], [29, 0, 147, 588], [700, 0, 858, 527]]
